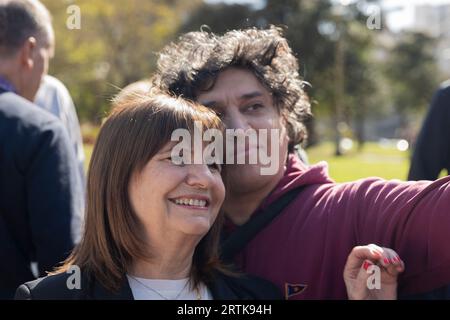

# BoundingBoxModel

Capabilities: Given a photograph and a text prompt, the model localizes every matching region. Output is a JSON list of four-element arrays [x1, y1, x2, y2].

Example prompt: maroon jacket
[[224, 154, 450, 299]]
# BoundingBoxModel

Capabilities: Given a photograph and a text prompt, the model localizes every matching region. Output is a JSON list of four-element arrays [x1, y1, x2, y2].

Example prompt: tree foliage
[[42, 0, 202, 122]]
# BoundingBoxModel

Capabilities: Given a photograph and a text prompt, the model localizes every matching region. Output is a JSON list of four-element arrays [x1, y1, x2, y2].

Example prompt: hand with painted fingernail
[[343, 244, 405, 300]]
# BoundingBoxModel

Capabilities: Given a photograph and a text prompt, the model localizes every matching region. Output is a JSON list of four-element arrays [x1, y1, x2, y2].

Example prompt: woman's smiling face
[[128, 141, 225, 241]]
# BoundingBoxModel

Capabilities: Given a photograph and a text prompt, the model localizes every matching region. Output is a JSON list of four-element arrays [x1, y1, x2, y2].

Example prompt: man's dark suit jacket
[[0, 88, 83, 299], [408, 83, 450, 180]]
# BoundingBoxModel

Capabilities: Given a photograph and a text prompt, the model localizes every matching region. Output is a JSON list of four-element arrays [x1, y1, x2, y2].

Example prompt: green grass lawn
[[83, 144, 94, 172], [83, 141, 447, 183], [307, 142, 411, 183]]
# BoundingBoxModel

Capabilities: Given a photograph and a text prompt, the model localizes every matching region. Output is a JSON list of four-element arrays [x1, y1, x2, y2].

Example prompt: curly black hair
[[152, 25, 312, 151]]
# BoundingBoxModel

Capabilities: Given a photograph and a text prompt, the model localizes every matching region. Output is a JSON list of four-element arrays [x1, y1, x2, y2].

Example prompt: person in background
[[408, 81, 450, 181], [0, 0, 83, 299], [35, 74, 86, 187]]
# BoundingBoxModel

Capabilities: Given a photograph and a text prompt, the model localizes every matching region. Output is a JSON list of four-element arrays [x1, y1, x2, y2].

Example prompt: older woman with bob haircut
[[14, 91, 282, 300], [15, 89, 404, 300]]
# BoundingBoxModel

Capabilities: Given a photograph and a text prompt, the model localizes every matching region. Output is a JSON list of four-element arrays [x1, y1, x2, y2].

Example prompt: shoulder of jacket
[[15, 272, 88, 300], [0, 92, 64, 133], [440, 80, 450, 90]]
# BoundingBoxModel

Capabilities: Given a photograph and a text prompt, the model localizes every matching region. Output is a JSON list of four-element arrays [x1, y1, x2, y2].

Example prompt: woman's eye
[[207, 162, 222, 172], [167, 156, 185, 166]]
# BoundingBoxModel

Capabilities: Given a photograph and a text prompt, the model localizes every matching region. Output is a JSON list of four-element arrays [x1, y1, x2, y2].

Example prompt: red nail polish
[[384, 258, 389, 264], [363, 261, 371, 270]]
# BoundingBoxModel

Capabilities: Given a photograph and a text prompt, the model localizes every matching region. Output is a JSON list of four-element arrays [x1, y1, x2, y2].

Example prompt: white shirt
[[127, 275, 213, 300], [35, 75, 85, 184], [34, 75, 85, 244]]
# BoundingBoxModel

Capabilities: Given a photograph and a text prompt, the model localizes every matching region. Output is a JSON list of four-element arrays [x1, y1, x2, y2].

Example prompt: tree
[[42, 0, 202, 122], [180, 3, 254, 34], [384, 31, 440, 136]]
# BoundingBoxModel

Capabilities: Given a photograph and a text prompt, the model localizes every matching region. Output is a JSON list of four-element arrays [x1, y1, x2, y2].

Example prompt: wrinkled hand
[[343, 244, 405, 300]]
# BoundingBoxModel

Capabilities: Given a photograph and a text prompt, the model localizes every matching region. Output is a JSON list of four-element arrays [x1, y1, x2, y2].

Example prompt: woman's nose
[[185, 164, 212, 189]]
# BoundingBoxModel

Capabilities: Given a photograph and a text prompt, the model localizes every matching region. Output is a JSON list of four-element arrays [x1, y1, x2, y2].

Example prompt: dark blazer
[[408, 83, 450, 180], [0, 89, 84, 299], [14, 270, 282, 300]]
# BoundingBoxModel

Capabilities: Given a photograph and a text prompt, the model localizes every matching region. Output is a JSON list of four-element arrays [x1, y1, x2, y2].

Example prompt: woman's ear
[[19, 37, 37, 70]]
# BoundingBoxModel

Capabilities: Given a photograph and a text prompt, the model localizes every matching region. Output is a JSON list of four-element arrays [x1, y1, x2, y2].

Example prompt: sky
[[205, 0, 450, 32], [383, 0, 450, 31]]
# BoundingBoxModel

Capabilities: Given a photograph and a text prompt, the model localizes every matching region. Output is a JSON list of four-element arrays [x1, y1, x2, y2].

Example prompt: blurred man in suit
[[0, 0, 83, 299], [408, 81, 450, 181]]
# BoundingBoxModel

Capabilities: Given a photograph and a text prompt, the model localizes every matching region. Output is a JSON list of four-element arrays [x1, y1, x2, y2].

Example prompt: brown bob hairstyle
[[55, 91, 226, 292]]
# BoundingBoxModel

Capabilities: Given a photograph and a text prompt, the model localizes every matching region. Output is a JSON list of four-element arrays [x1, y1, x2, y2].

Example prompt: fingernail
[[384, 258, 389, 264], [363, 261, 371, 270]]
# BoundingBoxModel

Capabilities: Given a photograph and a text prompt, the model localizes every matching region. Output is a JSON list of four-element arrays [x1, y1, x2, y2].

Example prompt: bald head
[[0, 0, 54, 58], [0, 0, 54, 101]]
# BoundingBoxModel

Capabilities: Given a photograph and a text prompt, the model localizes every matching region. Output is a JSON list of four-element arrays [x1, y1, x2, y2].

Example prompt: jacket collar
[[0, 76, 16, 93], [208, 273, 237, 300], [85, 271, 244, 300], [86, 275, 134, 300]]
